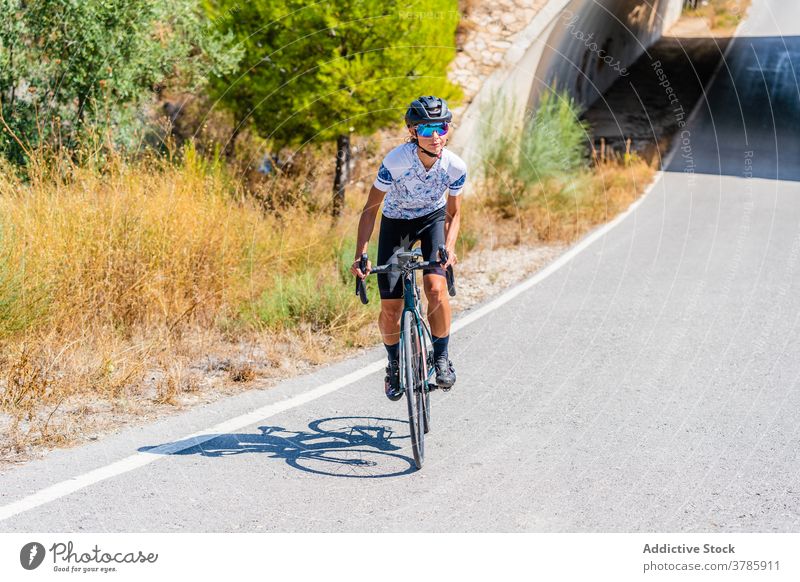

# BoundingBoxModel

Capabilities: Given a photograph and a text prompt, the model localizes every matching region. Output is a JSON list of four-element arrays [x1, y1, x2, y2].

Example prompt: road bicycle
[[355, 244, 456, 469]]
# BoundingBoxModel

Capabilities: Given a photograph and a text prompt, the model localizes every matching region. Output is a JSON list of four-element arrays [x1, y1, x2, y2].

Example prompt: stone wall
[[449, 0, 549, 106]]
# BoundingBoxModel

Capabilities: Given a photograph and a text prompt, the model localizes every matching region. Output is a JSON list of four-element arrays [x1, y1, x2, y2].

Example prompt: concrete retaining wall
[[450, 0, 683, 174]]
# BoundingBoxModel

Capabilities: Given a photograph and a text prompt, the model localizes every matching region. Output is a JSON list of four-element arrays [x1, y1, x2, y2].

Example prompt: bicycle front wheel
[[402, 310, 424, 469], [420, 322, 433, 434]]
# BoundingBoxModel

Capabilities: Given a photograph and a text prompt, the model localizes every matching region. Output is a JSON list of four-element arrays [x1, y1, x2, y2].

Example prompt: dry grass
[[0, 142, 380, 462], [477, 155, 656, 243], [684, 0, 750, 32], [0, 128, 654, 465], [476, 89, 656, 245]]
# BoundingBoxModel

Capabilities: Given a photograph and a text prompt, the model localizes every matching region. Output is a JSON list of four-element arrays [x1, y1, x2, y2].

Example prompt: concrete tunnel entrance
[[452, 0, 686, 172], [526, 0, 734, 165], [532, 0, 800, 179], [530, 0, 684, 112]]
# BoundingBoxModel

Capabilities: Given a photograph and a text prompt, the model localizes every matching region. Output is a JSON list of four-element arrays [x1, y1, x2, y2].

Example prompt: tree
[[0, 0, 243, 164], [205, 0, 463, 217]]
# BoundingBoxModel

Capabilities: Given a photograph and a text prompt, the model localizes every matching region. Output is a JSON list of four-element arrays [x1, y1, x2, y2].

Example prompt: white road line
[[0, 362, 384, 523], [0, 171, 662, 523]]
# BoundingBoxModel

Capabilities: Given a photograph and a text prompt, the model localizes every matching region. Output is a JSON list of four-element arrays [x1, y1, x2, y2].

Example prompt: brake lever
[[438, 244, 456, 297], [355, 253, 369, 304], [446, 265, 456, 297]]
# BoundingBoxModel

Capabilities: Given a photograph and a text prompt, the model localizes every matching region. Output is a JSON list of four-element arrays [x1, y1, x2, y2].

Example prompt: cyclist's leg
[[418, 207, 450, 338], [419, 207, 455, 386], [377, 214, 412, 349], [378, 298, 403, 346]]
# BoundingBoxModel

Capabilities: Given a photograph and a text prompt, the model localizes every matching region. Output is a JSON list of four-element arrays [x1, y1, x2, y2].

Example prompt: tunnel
[[452, 0, 684, 169], [530, 0, 684, 111]]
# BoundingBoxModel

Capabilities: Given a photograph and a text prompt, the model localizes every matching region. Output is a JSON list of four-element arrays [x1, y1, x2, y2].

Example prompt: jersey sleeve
[[373, 161, 393, 192], [447, 156, 468, 196]]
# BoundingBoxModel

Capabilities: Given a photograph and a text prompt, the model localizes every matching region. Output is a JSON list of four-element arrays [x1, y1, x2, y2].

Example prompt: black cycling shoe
[[384, 359, 403, 401], [434, 356, 456, 389]]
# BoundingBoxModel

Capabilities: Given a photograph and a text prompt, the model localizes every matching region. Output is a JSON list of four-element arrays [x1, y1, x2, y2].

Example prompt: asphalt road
[[2, 0, 799, 532]]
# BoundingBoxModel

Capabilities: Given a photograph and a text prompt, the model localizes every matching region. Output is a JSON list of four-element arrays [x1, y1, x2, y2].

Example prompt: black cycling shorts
[[377, 206, 447, 300]]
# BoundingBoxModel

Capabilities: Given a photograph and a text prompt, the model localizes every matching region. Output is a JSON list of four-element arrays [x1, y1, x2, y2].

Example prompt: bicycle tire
[[402, 311, 424, 469], [416, 334, 427, 438], [419, 321, 433, 434]]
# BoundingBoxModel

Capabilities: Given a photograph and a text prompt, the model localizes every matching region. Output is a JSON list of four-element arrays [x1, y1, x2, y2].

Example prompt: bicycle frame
[[400, 270, 436, 388]]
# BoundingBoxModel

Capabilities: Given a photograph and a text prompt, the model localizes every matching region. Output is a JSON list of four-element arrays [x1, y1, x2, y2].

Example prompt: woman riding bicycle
[[350, 95, 467, 400]]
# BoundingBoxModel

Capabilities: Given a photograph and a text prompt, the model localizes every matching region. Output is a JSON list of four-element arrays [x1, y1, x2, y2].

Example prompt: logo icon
[[20, 542, 46, 570]]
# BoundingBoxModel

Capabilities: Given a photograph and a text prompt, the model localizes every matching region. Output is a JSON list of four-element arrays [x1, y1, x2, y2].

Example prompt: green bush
[[243, 265, 379, 333], [478, 90, 518, 180], [0, 0, 242, 165], [337, 237, 378, 286], [517, 90, 589, 185], [480, 90, 588, 184], [478, 90, 589, 217]]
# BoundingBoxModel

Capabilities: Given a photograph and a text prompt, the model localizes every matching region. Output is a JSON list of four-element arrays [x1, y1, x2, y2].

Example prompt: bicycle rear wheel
[[402, 311, 424, 469]]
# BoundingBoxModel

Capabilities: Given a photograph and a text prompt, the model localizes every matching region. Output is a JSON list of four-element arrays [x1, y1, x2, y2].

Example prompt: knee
[[424, 279, 448, 304], [379, 301, 403, 322]]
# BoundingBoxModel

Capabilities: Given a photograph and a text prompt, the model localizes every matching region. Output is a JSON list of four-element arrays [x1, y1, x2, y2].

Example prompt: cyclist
[[350, 95, 467, 400]]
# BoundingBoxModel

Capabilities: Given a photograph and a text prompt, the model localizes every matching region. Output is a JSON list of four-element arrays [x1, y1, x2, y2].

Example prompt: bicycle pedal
[[431, 381, 452, 392]]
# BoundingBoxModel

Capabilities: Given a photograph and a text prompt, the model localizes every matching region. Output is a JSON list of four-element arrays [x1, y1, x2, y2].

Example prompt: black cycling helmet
[[405, 95, 452, 126]]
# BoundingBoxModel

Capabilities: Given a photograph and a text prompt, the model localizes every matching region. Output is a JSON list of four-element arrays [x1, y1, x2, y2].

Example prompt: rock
[[467, 78, 483, 93], [490, 40, 513, 50], [500, 13, 517, 27], [464, 51, 481, 65], [454, 53, 472, 67]]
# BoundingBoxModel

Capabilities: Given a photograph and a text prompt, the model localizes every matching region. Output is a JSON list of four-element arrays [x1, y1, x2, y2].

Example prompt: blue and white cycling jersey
[[372, 142, 467, 220]]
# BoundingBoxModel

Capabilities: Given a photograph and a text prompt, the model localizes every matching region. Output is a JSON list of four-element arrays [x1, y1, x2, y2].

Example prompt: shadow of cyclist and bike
[[138, 416, 418, 478]]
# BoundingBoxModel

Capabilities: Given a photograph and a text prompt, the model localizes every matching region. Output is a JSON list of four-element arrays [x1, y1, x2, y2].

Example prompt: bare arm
[[444, 194, 462, 268], [350, 185, 386, 278]]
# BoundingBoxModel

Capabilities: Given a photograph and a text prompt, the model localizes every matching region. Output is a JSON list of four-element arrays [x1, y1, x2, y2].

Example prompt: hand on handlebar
[[351, 258, 372, 279], [441, 247, 457, 270], [437, 244, 457, 297], [353, 253, 372, 304]]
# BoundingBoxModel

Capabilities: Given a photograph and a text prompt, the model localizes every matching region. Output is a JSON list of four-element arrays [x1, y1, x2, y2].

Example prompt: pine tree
[[206, 0, 463, 217]]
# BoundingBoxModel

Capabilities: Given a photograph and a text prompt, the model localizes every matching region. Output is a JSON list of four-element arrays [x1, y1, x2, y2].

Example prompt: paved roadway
[[1, 0, 799, 532]]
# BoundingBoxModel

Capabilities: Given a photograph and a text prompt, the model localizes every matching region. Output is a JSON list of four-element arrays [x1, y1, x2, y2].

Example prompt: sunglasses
[[415, 122, 449, 137]]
